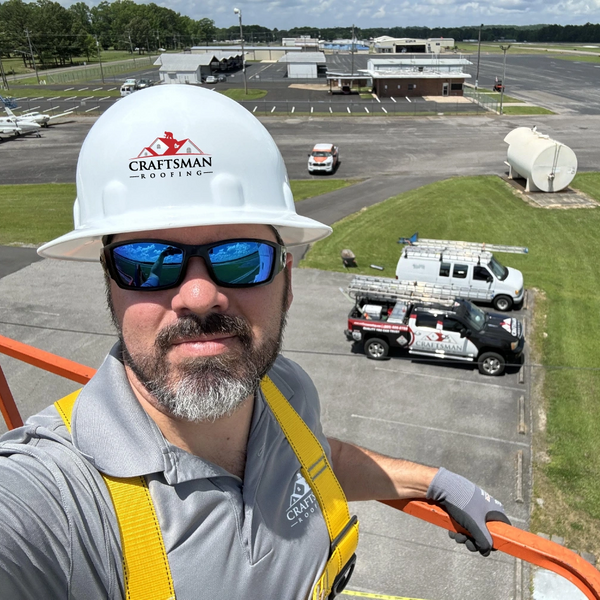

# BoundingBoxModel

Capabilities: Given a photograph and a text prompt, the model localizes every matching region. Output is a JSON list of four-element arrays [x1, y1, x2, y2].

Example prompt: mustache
[[155, 313, 254, 352]]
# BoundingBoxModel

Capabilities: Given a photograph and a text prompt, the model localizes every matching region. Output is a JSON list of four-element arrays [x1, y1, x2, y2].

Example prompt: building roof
[[190, 45, 302, 52], [154, 52, 241, 70], [360, 69, 471, 80], [368, 57, 471, 67], [278, 52, 326, 64]]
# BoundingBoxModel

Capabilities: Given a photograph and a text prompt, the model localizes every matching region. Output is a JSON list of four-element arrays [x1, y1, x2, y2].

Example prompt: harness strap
[[54, 376, 359, 600], [55, 391, 175, 600], [260, 376, 359, 600]]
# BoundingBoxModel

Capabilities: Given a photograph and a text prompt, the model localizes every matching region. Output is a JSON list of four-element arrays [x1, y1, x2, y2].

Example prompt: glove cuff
[[426, 467, 476, 509]]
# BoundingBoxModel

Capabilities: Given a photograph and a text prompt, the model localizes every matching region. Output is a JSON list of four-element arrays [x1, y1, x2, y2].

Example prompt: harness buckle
[[328, 553, 356, 599], [328, 515, 358, 599]]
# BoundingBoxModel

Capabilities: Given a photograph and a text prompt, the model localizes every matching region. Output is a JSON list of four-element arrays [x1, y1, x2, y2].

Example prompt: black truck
[[344, 276, 525, 376]]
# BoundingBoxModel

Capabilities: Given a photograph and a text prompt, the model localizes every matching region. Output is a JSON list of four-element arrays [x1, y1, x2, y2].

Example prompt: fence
[[464, 85, 500, 113]]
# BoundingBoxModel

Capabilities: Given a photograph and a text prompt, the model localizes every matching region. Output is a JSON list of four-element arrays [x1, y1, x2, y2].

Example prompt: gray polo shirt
[[0, 345, 331, 599]]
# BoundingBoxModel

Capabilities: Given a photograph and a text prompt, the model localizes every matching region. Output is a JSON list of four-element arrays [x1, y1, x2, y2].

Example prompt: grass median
[[0, 179, 358, 246], [301, 173, 600, 556]]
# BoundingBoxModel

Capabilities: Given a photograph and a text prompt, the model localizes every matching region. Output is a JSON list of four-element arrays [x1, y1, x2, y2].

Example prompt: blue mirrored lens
[[112, 243, 183, 288], [209, 242, 274, 285]]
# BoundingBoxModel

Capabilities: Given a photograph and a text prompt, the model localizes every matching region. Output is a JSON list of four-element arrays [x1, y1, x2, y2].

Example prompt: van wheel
[[364, 338, 389, 360], [478, 352, 505, 376], [493, 295, 513, 311]]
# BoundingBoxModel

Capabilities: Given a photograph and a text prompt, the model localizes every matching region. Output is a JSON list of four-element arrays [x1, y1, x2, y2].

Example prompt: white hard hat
[[38, 85, 331, 261]]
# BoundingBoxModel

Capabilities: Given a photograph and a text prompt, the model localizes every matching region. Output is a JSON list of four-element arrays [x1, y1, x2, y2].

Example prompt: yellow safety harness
[[54, 375, 359, 600]]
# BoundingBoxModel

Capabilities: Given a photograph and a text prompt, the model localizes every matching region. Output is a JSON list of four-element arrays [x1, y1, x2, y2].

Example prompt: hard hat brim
[[37, 210, 333, 261]]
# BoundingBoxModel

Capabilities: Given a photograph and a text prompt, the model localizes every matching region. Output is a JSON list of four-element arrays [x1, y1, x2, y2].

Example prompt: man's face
[[107, 224, 293, 422]]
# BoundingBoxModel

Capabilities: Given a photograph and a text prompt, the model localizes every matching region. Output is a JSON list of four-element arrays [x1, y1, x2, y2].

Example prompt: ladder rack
[[347, 275, 494, 305], [401, 246, 495, 263], [400, 235, 528, 255]]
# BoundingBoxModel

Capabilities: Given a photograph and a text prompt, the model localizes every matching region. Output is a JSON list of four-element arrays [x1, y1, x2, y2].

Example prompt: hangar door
[[288, 63, 317, 79]]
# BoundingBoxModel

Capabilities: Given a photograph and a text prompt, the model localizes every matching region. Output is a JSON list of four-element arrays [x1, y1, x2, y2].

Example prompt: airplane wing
[[48, 110, 75, 121]]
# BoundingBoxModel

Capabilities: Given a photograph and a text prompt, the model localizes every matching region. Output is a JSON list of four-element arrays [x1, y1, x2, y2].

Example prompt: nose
[[170, 257, 229, 315]]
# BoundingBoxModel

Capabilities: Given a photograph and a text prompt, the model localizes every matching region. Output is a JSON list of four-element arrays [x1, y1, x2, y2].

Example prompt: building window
[[408, 84, 416, 90], [451, 83, 463, 91], [397, 84, 401, 89]]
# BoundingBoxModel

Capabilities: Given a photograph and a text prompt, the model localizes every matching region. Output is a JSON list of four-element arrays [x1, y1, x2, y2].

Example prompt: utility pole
[[499, 44, 511, 115], [0, 54, 8, 90], [234, 8, 247, 95], [25, 28, 40, 84], [95, 35, 105, 84], [475, 23, 483, 90], [350, 24, 355, 77]]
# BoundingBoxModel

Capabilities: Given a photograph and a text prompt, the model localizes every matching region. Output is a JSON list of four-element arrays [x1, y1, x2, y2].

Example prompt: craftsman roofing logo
[[129, 131, 213, 180], [287, 472, 318, 528]]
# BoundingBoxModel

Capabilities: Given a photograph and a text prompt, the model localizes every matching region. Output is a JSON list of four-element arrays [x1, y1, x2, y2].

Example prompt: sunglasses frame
[[103, 238, 287, 291]]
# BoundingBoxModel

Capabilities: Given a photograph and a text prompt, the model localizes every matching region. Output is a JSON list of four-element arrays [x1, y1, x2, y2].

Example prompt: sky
[[60, 0, 600, 31]]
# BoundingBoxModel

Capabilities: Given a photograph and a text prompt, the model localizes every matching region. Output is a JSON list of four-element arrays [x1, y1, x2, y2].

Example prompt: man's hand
[[426, 467, 511, 557]]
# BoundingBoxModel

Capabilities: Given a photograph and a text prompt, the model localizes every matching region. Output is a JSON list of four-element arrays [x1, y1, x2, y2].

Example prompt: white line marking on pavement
[[78, 87, 89, 91], [406, 96, 412, 103], [347, 106, 351, 113], [252, 106, 257, 112], [64, 87, 74, 91], [108, 87, 117, 91], [351, 414, 530, 447], [291, 106, 295, 113], [381, 106, 388, 113], [271, 106, 276, 113], [390, 97, 396, 102], [364, 107, 369, 113], [374, 367, 524, 392], [85, 105, 100, 112]]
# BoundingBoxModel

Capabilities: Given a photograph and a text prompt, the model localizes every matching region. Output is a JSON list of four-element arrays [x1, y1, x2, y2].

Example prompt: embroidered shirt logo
[[287, 472, 318, 528], [128, 131, 213, 179]]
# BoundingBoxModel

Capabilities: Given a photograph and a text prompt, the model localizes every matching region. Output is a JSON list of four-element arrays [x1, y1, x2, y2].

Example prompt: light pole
[[95, 35, 105, 84], [233, 7, 247, 95], [25, 29, 40, 84], [475, 23, 483, 90], [499, 44, 511, 115]]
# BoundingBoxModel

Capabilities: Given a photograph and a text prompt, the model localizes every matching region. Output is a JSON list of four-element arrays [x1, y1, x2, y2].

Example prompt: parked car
[[217, 74, 227, 82], [205, 75, 217, 84], [307, 143, 340, 174], [120, 83, 136, 97], [344, 275, 525, 376], [136, 79, 154, 89]]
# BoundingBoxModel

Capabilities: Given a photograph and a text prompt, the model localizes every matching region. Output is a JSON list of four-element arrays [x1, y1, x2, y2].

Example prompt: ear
[[284, 251, 293, 311]]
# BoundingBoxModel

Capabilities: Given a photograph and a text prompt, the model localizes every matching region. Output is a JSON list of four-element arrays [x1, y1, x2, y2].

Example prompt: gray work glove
[[426, 467, 511, 557]]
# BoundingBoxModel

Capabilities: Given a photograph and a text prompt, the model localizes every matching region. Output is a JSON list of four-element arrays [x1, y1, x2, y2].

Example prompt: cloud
[[58, 0, 600, 29]]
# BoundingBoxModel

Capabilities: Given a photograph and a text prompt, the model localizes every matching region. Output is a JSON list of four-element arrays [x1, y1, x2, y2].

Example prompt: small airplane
[[4, 105, 74, 128], [0, 113, 42, 139]]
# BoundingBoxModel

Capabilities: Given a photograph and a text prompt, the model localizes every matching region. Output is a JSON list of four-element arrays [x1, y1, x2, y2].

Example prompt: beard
[[118, 308, 287, 423]]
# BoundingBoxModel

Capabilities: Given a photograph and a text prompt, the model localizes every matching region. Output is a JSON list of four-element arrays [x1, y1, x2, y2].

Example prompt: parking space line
[[406, 97, 412, 103], [252, 106, 257, 113], [347, 107, 351, 113], [64, 96, 77, 101], [77, 87, 89, 91], [93, 87, 103, 91], [390, 97, 396, 102], [85, 106, 100, 113], [381, 106, 388, 113], [374, 367, 524, 392], [342, 590, 428, 600], [351, 414, 529, 447], [64, 87, 74, 91], [108, 87, 117, 91], [291, 106, 295, 113]]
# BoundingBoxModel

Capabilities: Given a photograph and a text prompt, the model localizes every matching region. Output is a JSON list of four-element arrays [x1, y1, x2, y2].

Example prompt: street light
[[475, 23, 483, 90], [233, 7, 247, 95], [499, 44, 511, 115]]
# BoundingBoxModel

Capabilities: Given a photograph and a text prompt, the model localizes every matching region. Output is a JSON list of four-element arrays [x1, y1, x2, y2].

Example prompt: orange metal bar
[[0, 334, 95, 385], [381, 499, 600, 600], [0, 335, 598, 598], [0, 364, 24, 429]]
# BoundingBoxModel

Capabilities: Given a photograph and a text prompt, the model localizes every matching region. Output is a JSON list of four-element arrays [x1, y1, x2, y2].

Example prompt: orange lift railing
[[1, 332, 599, 600]]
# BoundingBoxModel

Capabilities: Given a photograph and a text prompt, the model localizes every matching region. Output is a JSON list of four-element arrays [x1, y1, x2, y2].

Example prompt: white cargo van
[[395, 245, 524, 311], [120, 82, 136, 97]]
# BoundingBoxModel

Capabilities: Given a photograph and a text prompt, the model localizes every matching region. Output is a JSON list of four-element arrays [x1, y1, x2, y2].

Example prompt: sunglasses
[[103, 238, 287, 291]]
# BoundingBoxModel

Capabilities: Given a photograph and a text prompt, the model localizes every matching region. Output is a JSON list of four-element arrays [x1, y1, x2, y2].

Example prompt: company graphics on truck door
[[409, 313, 478, 357]]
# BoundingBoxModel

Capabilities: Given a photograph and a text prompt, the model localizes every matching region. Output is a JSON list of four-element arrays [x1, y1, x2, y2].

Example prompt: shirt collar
[[70, 343, 276, 484]]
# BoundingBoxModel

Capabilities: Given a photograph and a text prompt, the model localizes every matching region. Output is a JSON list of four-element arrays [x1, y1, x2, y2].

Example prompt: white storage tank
[[504, 127, 577, 192]]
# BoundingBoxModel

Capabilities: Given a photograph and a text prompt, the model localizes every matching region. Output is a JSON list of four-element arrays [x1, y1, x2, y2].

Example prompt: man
[[0, 85, 509, 599]]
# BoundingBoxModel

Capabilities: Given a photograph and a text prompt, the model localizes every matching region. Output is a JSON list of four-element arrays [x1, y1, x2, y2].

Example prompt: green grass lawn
[[301, 173, 600, 555], [501, 106, 556, 115], [219, 88, 268, 101], [0, 179, 358, 245], [475, 91, 524, 103], [290, 179, 357, 202]]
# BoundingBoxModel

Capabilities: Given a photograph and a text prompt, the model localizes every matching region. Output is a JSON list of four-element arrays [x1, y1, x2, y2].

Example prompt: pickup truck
[[344, 280, 525, 375]]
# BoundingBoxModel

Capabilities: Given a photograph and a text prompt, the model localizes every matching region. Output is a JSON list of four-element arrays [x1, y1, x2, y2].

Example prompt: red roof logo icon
[[133, 131, 208, 159]]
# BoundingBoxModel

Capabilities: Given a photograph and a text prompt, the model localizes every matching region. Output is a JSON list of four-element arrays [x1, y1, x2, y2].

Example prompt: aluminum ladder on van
[[400, 245, 498, 264], [346, 275, 495, 304], [399, 235, 529, 255]]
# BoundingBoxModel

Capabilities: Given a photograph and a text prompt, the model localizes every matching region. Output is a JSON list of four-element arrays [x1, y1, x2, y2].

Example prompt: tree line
[[1, 0, 599, 71]]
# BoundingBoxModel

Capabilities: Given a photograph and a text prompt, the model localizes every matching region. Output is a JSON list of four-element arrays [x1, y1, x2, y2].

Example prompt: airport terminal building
[[362, 56, 472, 98]]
